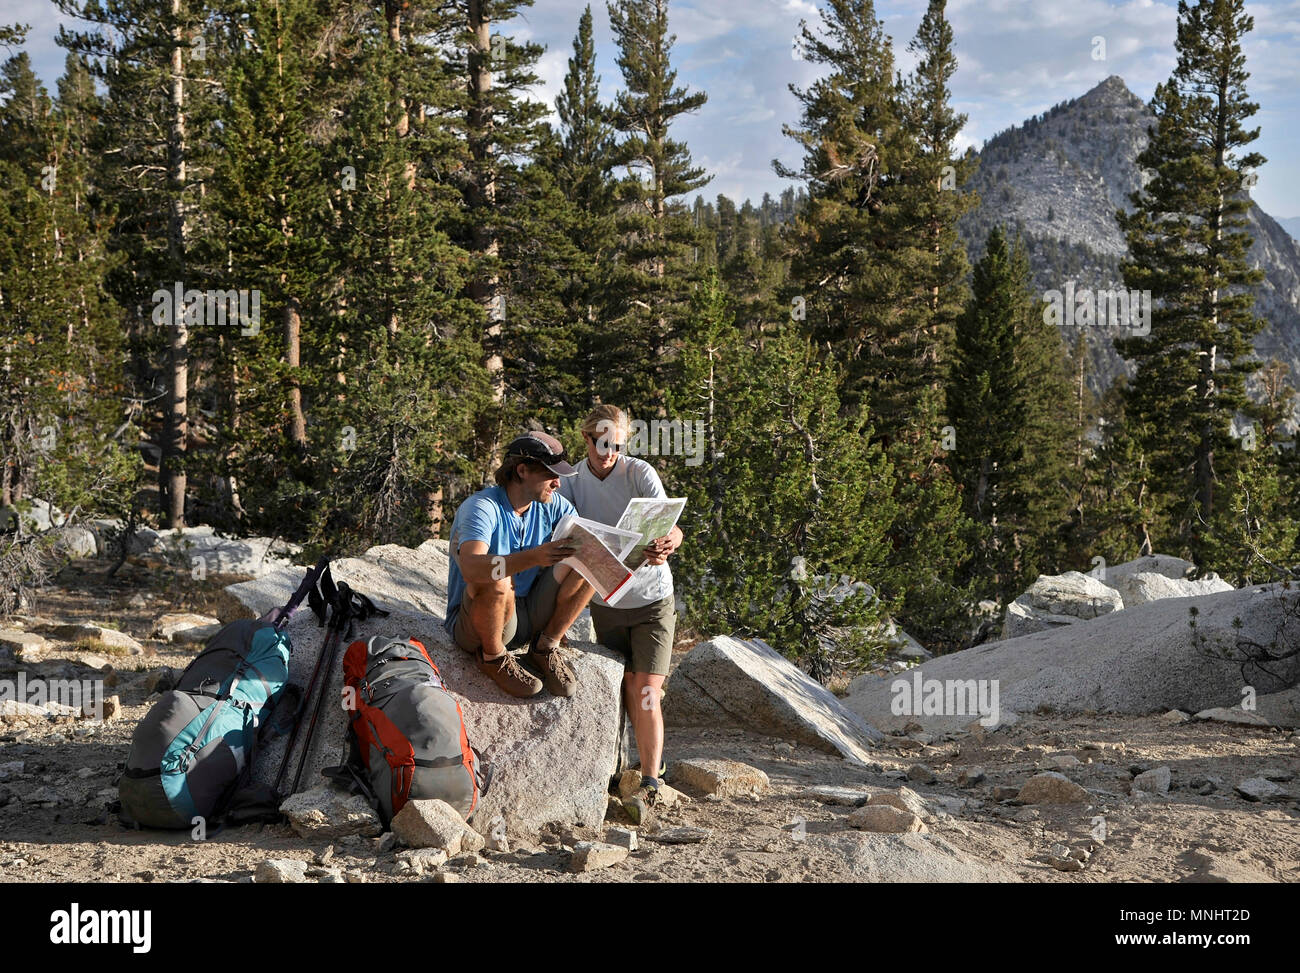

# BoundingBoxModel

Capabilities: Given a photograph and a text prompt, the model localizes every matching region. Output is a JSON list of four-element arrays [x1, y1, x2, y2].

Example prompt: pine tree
[[555, 6, 619, 401], [57, 0, 223, 527], [669, 271, 898, 678], [901, 0, 975, 380], [0, 52, 138, 522], [604, 0, 711, 416], [193, 0, 336, 530], [1116, 0, 1266, 566], [311, 2, 489, 547], [947, 228, 1073, 599], [778, 0, 975, 650]]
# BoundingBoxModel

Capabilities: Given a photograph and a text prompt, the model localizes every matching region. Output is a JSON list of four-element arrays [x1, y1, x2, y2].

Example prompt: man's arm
[[456, 538, 575, 583]]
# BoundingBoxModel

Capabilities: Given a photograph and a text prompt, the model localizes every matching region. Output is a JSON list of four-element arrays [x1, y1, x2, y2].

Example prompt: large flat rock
[[226, 540, 452, 617], [662, 636, 882, 762], [847, 583, 1300, 732], [249, 596, 626, 832]]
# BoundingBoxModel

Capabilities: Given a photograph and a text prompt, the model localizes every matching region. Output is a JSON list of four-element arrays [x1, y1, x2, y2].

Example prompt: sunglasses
[[585, 433, 625, 452]]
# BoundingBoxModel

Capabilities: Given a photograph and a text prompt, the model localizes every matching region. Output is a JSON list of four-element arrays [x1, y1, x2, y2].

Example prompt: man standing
[[444, 431, 594, 698], [559, 405, 682, 823]]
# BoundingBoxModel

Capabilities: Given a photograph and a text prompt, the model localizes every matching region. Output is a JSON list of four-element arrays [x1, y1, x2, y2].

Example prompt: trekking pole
[[289, 581, 356, 795], [272, 621, 340, 796], [269, 558, 335, 796]]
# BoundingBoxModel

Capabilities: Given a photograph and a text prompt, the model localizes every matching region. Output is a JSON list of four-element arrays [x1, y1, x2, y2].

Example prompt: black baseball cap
[[504, 431, 578, 477]]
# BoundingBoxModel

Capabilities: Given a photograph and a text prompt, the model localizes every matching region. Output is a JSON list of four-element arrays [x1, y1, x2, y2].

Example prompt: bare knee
[[466, 577, 512, 601], [554, 564, 591, 595], [627, 673, 665, 714]]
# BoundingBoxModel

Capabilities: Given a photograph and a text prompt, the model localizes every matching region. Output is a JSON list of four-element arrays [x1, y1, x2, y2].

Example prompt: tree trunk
[[284, 296, 307, 451], [161, 0, 189, 528]]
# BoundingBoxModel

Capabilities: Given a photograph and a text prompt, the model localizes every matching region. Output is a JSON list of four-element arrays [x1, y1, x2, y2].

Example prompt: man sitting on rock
[[443, 431, 594, 698]]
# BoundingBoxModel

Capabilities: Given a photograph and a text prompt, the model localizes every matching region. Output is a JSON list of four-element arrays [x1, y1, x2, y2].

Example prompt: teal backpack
[[117, 560, 329, 829]]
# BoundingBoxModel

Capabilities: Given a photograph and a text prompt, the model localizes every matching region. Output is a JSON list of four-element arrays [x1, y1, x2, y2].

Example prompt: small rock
[[1050, 855, 1084, 872], [656, 783, 685, 808], [847, 804, 927, 833], [391, 799, 483, 854], [669, 758, 769, 798], [344, 870, 366, 884], [570, 841, 629, 872], [906, 764, 936, 784], [605, 827, 638, 851], [375, 832, 397, 853], [427, 872, 460, 883], [1194, 707, 1271, 727], [280, 785, 384, 840], [796, 785, 871, 807], [1046, 755, 1081, 770], [255, 859, 309, 884], [649, 827, 711, 845], [83, 695, 121, 722], [1012, 807, 1040, 823], [0, 699, 55, 719], [1157, 709, 1190, 724], [1132, 766, 1171, 795], [617, 770, 644, 800], [0, 630, 48, 655], [1235, 777, 1287, 803], [395, 848, 450, 874], [1017, 772, 1088, 805], [52, 623, 143, 654], [866, 786, 928, 817], [25, 785, 63, 805], [75, 768, 95, 779], [152, 613, 223, 644]]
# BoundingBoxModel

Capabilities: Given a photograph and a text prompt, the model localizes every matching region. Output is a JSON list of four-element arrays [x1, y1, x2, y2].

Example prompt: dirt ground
[[1, 559, 1297, 883]]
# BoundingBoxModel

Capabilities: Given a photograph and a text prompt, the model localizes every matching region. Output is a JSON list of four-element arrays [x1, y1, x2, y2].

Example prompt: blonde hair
[[581, 404, 628, 443]]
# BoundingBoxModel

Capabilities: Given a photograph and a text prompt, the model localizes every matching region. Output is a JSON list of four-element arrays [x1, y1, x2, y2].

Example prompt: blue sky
[[9, 0, 1299, 218]]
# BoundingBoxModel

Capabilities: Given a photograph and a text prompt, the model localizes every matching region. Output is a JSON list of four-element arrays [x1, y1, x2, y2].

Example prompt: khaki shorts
[[590, 596, 676, 676], [451, 567, 561, 653]]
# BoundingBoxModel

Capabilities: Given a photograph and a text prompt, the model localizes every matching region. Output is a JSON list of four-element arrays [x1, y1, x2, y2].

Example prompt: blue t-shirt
[[443, 485, 577, 633]]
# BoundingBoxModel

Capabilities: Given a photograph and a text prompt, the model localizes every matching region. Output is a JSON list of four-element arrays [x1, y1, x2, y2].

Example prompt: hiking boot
[[525, 639, 577, 698], [477, 649, 542, 698], [623, 776, 661, 826]]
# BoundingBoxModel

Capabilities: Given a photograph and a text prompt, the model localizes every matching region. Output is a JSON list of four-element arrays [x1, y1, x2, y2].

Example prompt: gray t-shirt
[[558, 455, 674, 609]]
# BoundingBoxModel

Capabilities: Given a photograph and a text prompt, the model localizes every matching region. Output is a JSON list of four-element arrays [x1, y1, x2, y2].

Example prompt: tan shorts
[[451, 567, 561, 653], [589, 596, 676, 676]]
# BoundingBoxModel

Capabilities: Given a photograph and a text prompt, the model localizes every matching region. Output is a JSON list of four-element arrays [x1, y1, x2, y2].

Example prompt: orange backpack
[[340, 636, 484, 822]]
